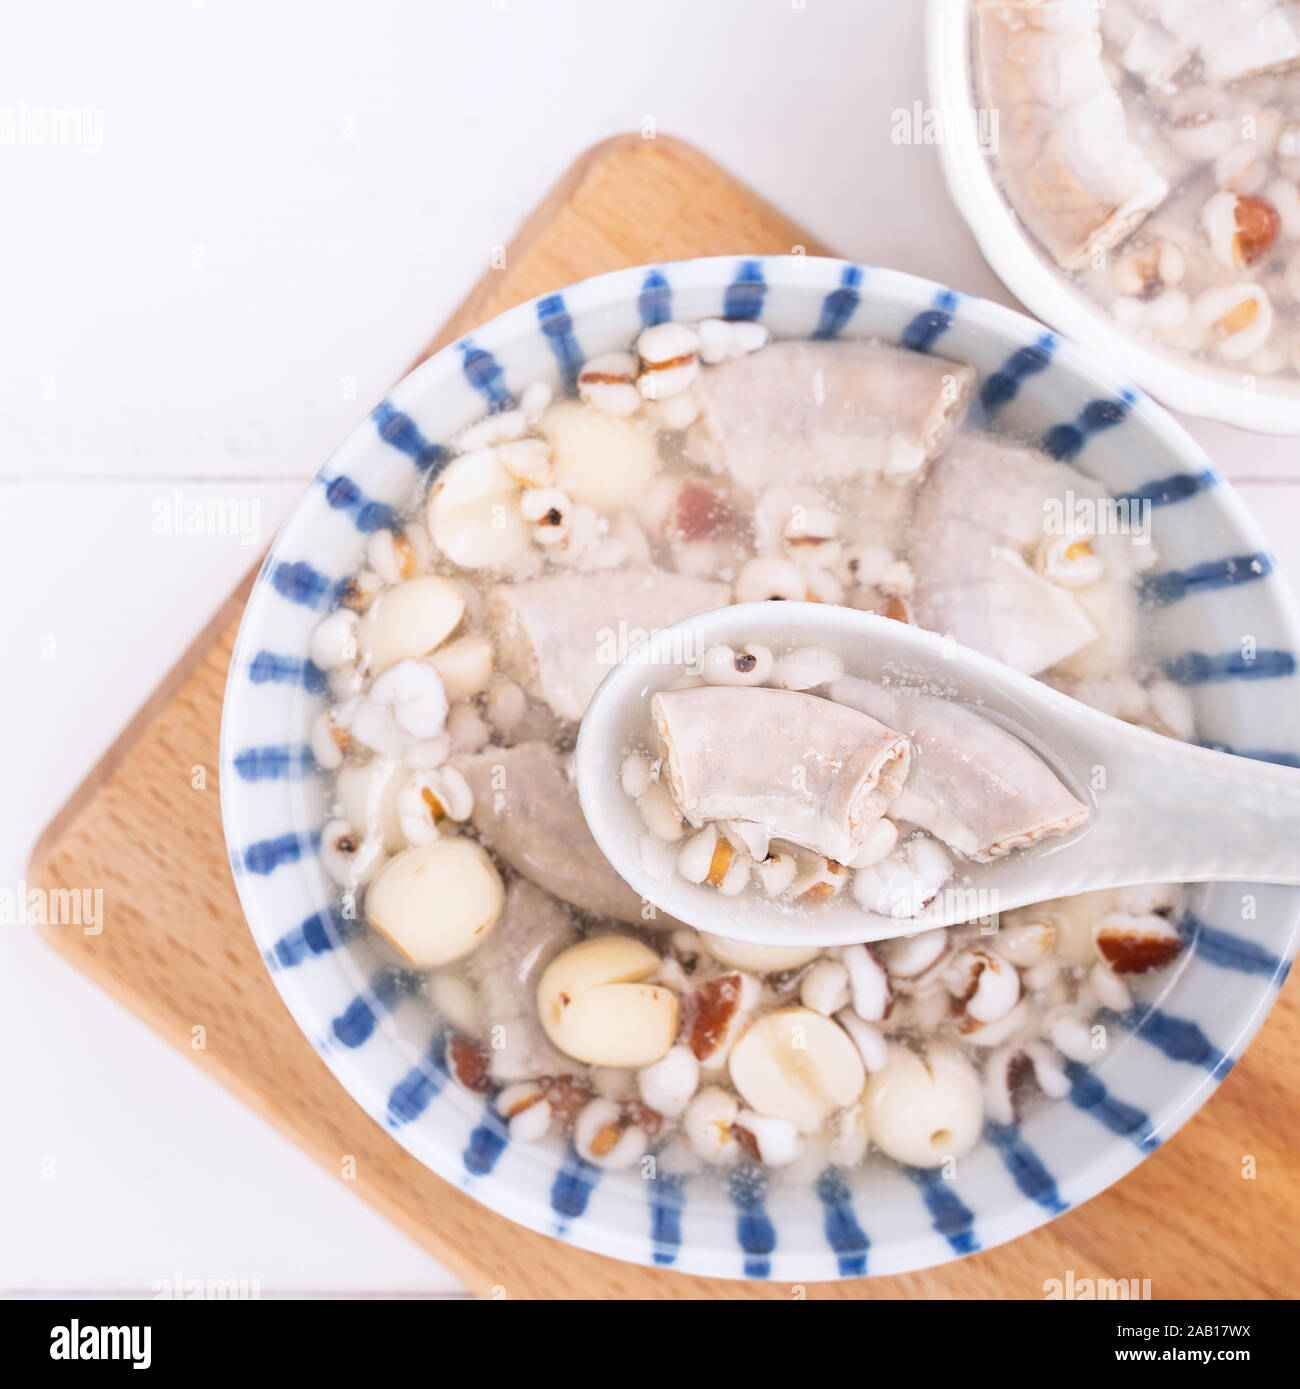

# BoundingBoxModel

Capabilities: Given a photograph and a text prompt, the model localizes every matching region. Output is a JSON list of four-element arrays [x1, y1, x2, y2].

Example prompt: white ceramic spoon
[[575, 601, 1300, 947]]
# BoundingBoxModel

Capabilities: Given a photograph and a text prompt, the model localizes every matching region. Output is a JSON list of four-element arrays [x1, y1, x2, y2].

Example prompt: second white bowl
[[927, 0, 1300, 435]]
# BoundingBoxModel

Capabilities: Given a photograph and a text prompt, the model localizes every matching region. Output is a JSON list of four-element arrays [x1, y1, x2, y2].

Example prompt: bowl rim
[[220, 251, 1300, 1282], [925, 0, 1300, 437]]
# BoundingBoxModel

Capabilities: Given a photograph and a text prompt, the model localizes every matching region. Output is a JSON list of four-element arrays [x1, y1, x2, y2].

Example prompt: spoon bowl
[[576, 601, 1300, 947]]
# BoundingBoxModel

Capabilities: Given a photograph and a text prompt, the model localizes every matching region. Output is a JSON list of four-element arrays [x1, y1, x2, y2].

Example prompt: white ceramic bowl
[[927, 0, 1300, 435], [220, 254, 1300, 1281]]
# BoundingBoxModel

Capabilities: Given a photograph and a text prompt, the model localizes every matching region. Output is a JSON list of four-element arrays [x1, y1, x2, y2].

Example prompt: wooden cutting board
[[29, 134, 1299, 1300]]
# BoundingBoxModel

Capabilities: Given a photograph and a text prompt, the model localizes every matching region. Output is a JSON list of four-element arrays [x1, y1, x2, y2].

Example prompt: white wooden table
[[2, 0, 1297, 1296]]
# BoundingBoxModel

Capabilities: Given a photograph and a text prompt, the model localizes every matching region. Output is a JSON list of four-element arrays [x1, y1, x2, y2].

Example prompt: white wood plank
[[5, 0, 1299, 1297], [0, 478, 457, 1293]]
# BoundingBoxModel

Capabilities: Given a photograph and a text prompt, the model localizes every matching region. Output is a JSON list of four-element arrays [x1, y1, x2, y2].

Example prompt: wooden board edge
[[25, 132, 652, 894], [27, 130, 827, 902], [411, 132, 650, 365], [414, 132, 834, 365]]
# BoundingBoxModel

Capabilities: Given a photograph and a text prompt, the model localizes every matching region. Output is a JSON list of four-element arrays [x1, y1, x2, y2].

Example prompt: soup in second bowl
[[975, 0, 1300, 385]]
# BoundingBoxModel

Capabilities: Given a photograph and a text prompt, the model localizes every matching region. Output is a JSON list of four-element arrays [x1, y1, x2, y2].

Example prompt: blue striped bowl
[[220, 256, 1300, 1282]]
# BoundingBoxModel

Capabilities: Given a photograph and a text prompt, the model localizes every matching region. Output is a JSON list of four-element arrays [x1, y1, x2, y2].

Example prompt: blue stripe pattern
[[1181, 912, 1284, 978], [812, 264, 864, 339], [638, 268, 671, 326], [648, 1174, 685, 1266], [1041, 391, 1135, 461], [268, 907, 350, 969], [458, 338, 514, 410], [902, 288, 958, 352], [1066, 1062, 1159, 1150], [321, 474, 396, 533], [272, 560, 335, 609], [980, 333, 1057, 414], [537, 293, 583, 391], [1140, 553, 1271, 606], [815, 1167, 870, 1275], [551, 1150, 600, 1224], [1119, 1005, 1222, 1071], [723, 260, 766, 320], [907, 1166, 979, 1254], [387, 1031, 451, 1125], [1198, 741, 1300, 768], [372, 400, 447, 473], [987, 1125, 1068, 1214], [233, 744, 316, 782], [333, 996, 380, 1049], [1163, 648, 1296, 684], [241, 831, 316, 876], [333, 969, 406, 1049], [464, 1104, 510, 1176], [1114, 468, 1217, 507], [248, 651, 327, 692], [728, 1164, 776, 1277]]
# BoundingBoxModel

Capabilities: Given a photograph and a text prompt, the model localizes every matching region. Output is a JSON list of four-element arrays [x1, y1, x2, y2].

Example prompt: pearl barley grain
[[842, 943, 890, 1022], [620, 752, 653, 800], [636, 322, 700, 401], [577, 351, 642, 417], [637, 1045, 700, 1118], [701, 643, 773, 687], [507, 1098, 553, 1144], [638, 779, 685, 842], [800, 958, 851, 1016], [683, 1086, 741, 1165], [310, 608, 359, 671], [574, 1098, 646, 1170]]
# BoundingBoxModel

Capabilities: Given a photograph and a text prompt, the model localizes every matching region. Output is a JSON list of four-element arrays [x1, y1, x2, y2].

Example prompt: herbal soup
[[309, 320, 1187, 1175], [975, 0, 1300, 383]]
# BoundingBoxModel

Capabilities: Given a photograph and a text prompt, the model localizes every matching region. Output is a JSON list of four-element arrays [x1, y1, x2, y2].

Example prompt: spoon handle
[[1105, 733, 1300, 886], [1013, 709, 1300, 904]]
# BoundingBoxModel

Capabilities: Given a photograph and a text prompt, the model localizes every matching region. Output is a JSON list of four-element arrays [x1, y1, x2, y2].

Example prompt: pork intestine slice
[[652, 685, 912, 865], [454, 741, 659, 927], [977, 0, 1169, 270], [487, 567, 730, 722], [828, 676, 1089, 863], [905, 432, 1135, 680], [690, 339, 974, 493]]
